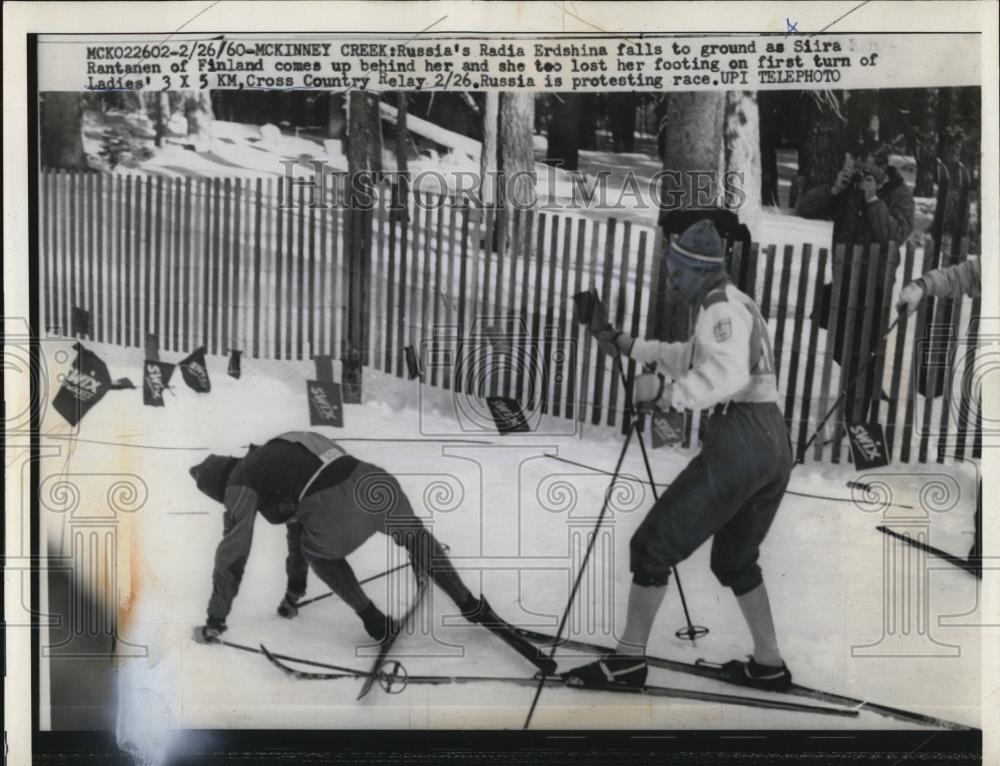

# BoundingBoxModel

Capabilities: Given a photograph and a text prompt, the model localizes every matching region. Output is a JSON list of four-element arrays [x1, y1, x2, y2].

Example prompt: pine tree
[[40, 93, 89, 169]]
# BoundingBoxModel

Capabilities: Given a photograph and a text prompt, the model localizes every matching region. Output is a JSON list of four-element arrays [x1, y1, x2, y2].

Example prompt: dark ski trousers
[[286, 460, 472, 613], [630, 401, 793, 595]]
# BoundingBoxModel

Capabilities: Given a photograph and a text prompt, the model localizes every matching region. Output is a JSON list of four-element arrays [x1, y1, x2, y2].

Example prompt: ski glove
[[896, 279, 926, 316], [634, 372, 671, 409], [359, 601, 397, 642], [277, 590, 304, 619], [594, 327, 634, 358], [193, 616, 227, 644]]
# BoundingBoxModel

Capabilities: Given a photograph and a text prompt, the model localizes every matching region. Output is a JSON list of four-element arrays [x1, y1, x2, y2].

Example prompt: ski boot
[[561, 653, 648, 689], [718, 656, 793, 692]]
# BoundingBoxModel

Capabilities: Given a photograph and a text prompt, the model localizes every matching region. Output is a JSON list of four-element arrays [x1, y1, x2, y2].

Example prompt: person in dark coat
[[797, 142, 915, 421], [189, 432, 506, 644]]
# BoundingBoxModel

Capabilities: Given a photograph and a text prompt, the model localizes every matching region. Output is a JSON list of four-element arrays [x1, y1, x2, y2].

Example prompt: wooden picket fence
[[40, 170, 982, 465]]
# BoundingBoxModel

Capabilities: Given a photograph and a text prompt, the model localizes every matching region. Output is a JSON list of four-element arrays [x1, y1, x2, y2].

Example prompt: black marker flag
[[307, 380, 344, 427], [179, 347, 211, 393], [52, 343, 112, 426], [143, 360, 176, 407], [487, 396, 531, 434], [846, 422, 890, 470]]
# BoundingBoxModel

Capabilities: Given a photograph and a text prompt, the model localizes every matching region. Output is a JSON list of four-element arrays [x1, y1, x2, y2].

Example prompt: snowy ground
[[39, 339, 981, 742]]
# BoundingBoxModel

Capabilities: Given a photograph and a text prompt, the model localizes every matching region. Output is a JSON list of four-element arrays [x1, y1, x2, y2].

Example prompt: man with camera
[[797, 142, 914, 420]]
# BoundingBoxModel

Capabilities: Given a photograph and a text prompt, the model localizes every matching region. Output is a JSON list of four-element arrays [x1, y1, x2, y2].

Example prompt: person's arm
[[920, 258, 982, 300], [206, 484, 258, 624], [795, 182, 841, 219], [284, 522, 308, 596], [863, 187, 914, 245], [897, 258, 981, 315], [628, 337, 693, 380], [669, 303, 752, 411], [276, 521, 309, 618]]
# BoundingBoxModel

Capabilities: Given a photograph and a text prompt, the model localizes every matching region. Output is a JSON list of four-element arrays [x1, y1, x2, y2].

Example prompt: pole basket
[[675, 624, 710, 641]]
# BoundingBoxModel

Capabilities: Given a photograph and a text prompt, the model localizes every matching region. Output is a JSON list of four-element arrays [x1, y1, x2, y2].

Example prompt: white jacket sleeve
[[628, 337, 692, 379], [670, 302, 752, 411]]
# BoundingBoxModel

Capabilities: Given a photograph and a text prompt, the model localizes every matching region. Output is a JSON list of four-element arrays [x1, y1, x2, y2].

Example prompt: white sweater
[[629, 281, 780, 411]]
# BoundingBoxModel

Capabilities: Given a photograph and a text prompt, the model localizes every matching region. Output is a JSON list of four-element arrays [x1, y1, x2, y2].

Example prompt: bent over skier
[[565, 219, 795, 691], [190, 431, 552, 672]]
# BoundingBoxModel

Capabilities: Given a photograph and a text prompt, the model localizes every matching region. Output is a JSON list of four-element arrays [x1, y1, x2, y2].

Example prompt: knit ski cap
[[667, 219, 726, 271], [189, 454, 239, 503]]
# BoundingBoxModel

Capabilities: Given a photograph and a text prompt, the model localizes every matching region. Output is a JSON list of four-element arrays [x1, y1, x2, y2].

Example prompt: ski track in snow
[[39, 339, 981, 732]]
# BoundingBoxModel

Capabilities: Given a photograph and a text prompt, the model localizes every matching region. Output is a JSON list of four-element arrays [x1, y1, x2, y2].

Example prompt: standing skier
[[564, 219, 795, 691], [189, 431, 553, 673]]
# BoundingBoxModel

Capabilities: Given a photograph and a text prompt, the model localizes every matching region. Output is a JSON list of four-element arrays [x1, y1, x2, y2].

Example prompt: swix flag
[[847, 422, 890, 470], [487, 396, 531, 434], [179, 347, 211, 393], [306, 380, 344, 427], [143, 360, 175, 407], [650, 409, 686, 449], [52, 344, 112, 426]]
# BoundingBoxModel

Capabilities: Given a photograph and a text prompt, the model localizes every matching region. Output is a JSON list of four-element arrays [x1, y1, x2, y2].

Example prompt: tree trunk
[[931, 89, 965, 247], [913, 88, 939, 197], [40, 93, 89, 169], [608, 93, 639, 153], [758, 91, 782, 207], [184, 90, 214, 152], [656, 92, 725, 341], [723, 91, 762, 236], [544, 93, 581, 171], [326, 93, 346, 139], [498, 92, 536, 209], [578, 93, 598, 151], [480, 92, 499, 206], [798, 92, 846, 193], [152, 92, 170, 148], [394, 92, 410, 222], [659, 92, 724, 214], [343, 92, 383, 402]]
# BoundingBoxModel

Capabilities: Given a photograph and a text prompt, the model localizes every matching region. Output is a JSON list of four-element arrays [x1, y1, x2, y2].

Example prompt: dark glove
[[359, 601, 397, 642], [276, 590, 303, 619], [634, 372, 669, 410], [594, 327, 633, 358], [459, 595, 506, 628], [192, 616, 227, 644]]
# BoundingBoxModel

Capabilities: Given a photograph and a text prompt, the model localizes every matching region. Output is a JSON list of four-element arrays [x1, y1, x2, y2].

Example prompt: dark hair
[[854, 141, 890, 166]]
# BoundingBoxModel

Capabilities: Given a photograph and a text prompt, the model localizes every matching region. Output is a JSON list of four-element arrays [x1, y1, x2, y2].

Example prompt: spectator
[[797, 142, 915, 421], [898, 257, 981, 572]]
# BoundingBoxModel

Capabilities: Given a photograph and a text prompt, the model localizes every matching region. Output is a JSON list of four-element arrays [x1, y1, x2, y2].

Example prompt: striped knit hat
[[666, 219, 725, 271]]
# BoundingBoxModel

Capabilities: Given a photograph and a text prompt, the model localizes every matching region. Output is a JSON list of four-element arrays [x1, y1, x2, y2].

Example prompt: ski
[[357, 574, 429, 700], [482, 622, 558, 676], [877, 526, 982, 578], [514, 627, 973, 731], [261, 645, 857, 718]]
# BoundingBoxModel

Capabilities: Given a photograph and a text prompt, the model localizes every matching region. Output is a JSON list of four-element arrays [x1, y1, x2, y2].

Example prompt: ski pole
[[613, 355, 708, 642], [296, 562, 413, 609], [797, 310, 903, 462], [523, 418, 637, 730], [631, 414, 709, 642], [297, 545, 449, 610]]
